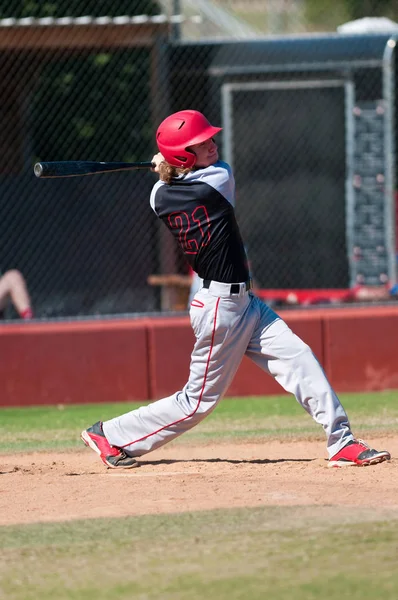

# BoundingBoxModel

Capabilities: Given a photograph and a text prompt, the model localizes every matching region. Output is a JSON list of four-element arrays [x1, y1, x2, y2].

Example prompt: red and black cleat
[[329, 439, 391, 468], [81, 421, 138, 469]]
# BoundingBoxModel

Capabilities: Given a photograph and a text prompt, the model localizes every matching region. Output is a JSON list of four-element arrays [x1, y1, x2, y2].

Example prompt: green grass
[[0, 390, 398, 452], [1, 391, 398, 599], [1, 507, 398, 599]]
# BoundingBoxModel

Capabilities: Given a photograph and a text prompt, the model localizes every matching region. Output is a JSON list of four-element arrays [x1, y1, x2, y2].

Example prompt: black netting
[[0, 1, 397, 318]]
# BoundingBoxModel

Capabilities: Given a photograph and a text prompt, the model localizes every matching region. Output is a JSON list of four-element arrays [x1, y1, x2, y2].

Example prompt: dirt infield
[[1, 436, 397, 526]]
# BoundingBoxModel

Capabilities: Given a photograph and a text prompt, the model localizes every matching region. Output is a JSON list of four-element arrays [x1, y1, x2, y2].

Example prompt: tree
[[304, 0, 398, 32], [349, 0, 398, 20]]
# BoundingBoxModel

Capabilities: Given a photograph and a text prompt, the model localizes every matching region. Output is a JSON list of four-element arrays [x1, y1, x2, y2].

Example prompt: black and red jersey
[[150, 161, 249, 283]]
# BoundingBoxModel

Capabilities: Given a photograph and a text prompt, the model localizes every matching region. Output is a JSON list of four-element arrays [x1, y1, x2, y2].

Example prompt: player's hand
[[151, 152, 165, 172]]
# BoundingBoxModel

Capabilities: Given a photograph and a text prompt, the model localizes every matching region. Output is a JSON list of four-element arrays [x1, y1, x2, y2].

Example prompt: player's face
[[189, 137, 219, 167]]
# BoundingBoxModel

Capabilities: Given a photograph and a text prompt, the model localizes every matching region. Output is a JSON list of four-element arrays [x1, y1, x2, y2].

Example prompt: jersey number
[[168, 206, 211, 254]]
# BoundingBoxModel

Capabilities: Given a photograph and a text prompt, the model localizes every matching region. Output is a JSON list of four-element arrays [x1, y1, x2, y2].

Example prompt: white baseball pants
[[103, 285, 353, 459]]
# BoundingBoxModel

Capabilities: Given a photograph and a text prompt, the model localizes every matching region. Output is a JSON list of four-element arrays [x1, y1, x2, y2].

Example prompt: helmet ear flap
[[156, 134, 196, 168], [174, 149, 196, 166]]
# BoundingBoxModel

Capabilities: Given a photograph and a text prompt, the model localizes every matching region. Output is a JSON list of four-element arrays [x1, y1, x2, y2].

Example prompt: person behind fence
[[81, 109, 391, 469], [0, 269, 33, 320]]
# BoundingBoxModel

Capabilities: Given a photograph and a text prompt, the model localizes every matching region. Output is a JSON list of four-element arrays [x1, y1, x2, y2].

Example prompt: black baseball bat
[[34, 160, 155, 179]]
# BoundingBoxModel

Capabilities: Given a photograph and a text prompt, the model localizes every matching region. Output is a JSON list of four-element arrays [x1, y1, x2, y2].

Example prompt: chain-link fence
[[1, 1, 397, 318]]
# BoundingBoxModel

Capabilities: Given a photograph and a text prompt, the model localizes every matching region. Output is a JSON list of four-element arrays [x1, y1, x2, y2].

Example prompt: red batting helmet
[[156, 110, 222, 168]]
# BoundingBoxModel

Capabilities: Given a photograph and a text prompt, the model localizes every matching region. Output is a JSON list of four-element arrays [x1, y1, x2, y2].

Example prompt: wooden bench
[[147, 274, 192, 311]]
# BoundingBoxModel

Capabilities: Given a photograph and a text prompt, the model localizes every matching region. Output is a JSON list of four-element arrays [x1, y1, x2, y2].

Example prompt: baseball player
[[81, 109, 391, 469]]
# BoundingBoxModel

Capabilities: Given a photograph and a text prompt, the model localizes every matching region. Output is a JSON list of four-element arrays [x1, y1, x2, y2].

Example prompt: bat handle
[[34, 163, 44, 178]]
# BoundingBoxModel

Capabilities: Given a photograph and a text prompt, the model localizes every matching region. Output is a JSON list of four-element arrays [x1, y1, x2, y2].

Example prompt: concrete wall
[[0, 305, 397, 407]]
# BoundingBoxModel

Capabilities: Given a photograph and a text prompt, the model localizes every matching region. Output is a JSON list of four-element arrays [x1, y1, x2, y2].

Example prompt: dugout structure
[[0, 16, 172, 317], [168, 34, 398, 291]]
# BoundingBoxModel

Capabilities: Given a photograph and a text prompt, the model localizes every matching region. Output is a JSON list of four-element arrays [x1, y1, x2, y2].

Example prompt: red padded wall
[[0, 320, 149, 407], [323, 306, 398, 392], [0, 304, 397, 407], [147, 317, 194, 399]]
